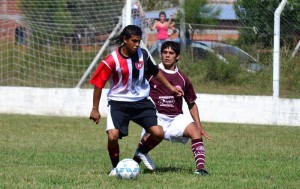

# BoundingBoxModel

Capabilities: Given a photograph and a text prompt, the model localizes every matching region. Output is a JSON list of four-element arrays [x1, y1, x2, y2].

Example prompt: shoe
[[194, 169, 209, 176], [135, 151, 155, 170], [108, 168, 117, 176]]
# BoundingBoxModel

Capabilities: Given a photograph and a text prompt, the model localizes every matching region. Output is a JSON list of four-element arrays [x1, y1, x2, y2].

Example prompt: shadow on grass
[[141, 166, 192, 174]]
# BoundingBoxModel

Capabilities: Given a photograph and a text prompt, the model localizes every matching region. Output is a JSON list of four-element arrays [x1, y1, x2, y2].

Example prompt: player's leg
[[106, 100, 130, 176], [131, 99, 163, 170], [107, 129, 120, 176], [133, 126, 163, 170], [183, 123, 208, 175]]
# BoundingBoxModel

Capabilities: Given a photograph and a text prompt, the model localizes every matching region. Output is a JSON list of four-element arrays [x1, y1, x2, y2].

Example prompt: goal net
[[1, 0, 299, 89], [0, 0, 125, 88]]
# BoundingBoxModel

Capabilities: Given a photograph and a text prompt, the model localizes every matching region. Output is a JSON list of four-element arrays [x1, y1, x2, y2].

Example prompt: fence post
[[179, 0, 186, 52], [273, 0, 287, 98]]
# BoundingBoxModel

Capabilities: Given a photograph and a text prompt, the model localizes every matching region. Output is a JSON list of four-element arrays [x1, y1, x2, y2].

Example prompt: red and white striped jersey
[[90, 47, 159, 102]]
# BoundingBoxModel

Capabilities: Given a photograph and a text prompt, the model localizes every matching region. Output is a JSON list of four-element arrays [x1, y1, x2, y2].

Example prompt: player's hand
[[170, 85, 184, 97], [90, 109, 101, 124], [201, 129, 212, 140]]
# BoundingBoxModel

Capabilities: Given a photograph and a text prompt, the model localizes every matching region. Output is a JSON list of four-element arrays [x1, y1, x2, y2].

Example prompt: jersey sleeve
[[142, 48, 159, 76], [89, 56, 114, 88], [183, 75, 197, 104]]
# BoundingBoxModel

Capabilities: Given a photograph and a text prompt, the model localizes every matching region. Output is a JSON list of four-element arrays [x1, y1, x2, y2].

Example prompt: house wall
[[0, 0, 23, 40]]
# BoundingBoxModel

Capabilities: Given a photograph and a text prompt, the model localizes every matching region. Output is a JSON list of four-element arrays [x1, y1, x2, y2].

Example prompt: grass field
[[1, 114, 300, 189]]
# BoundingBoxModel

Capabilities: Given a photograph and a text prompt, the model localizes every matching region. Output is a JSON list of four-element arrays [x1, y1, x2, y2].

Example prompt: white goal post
[[75, 0, 155, 88]]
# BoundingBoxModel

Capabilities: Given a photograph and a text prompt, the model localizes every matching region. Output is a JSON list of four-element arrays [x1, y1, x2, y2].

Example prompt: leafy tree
[[182, 0, 220, 25], [141, 0, 179, 11], [235, 0, 300, 49], [141, 0, 219, 24]]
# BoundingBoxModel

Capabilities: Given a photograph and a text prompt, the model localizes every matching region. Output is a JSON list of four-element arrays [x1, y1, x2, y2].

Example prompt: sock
[[107, 142, 119, 168], [137, 134, 161, 154], [133, 136, 147, 163], [191, 138, 206, 170]]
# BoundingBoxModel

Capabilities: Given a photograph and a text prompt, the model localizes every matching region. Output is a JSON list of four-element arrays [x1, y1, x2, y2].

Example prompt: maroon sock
[[191, 138, 206, 170], [137, 134, 161, 154], [107, 143, 119, 168], [133, 136, 148, 163]]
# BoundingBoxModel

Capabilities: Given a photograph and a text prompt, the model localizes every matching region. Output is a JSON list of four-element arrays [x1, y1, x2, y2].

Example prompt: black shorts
[[106, 98, 158, 138]]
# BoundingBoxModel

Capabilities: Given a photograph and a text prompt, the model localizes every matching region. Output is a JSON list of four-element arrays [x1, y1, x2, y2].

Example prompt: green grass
[[1, 114, 300, 189]]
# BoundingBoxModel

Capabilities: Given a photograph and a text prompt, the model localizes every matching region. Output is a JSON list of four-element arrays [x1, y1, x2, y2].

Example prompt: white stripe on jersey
[[136, 48, 144, 90], [126, 56, 133, 91], [108, 48, 150, 102], [102, 60, 112, 69], [111, 51, 124, 93]]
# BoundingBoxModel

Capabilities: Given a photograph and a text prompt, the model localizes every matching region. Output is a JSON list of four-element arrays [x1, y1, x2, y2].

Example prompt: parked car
[[191, 41, 263, 72], [148, 40, 263, 72]]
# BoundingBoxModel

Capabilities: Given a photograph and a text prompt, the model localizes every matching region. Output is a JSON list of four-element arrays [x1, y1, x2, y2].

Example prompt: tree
[[141, 0, 179, 11], [181, 0, 220, 25], [235, 0, 300, 49]]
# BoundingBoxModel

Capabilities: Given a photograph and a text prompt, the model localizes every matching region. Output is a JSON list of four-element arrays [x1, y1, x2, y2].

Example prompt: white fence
[[0, 87, 299, 126]]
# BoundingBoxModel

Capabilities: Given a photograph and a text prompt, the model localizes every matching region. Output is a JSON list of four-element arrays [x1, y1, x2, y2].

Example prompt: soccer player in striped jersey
[[133, 41, 211, 175], [89, 25, 183, 176]]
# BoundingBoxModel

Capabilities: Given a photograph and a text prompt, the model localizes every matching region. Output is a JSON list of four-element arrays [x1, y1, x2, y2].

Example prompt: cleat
[[108, 168, 117, 176], [135, 151, 155, 170], [194, 169, 209, 176]]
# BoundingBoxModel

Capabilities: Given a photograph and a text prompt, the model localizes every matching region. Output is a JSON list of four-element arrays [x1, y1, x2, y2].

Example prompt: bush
[[205, 54, 241, 83]]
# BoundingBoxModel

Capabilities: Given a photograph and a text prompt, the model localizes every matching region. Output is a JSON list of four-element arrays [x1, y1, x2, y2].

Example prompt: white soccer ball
[[116, 158, 140, 180]]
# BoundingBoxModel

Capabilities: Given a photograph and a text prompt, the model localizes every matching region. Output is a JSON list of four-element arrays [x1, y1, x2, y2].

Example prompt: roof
[[144, 7, 178, 19], [144, 3, 237, 20], [211, 3, 237, 20]]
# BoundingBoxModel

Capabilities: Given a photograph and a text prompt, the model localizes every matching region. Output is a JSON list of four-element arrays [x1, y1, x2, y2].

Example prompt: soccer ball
[[116, 158, 140, 180]]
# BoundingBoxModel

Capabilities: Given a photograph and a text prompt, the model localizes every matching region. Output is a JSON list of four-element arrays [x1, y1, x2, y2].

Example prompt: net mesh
[[0, 0, 124, 88], [0, 0, 299, 89]]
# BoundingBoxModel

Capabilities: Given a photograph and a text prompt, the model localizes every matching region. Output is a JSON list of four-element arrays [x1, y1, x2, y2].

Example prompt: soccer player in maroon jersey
[[133, 41, 211, 175], [89, 25, 183, 176]]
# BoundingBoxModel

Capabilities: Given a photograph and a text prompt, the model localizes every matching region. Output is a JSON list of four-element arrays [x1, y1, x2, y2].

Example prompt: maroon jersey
[[148, 63, 197, 117]]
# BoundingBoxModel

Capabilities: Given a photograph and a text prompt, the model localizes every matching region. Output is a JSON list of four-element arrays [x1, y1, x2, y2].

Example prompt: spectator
[[150, 11, 174, 55], [132, 1, 144, 28]]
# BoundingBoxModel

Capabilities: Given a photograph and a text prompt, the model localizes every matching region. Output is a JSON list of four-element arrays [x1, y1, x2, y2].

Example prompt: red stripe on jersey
[[115, 50, 130, 89], [89, 61, 112, 88]]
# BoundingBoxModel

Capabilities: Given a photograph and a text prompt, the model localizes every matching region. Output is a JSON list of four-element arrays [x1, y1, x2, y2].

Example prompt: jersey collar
[[158, 63, 178, 74]]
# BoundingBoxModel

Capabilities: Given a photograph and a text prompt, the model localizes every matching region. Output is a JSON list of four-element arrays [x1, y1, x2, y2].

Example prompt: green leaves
[[235, 0, 300, 49]]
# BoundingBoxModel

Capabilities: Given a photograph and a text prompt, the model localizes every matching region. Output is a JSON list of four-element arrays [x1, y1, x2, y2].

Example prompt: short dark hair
[[110, 25, 142, 45], [161, 41, 180, 56]]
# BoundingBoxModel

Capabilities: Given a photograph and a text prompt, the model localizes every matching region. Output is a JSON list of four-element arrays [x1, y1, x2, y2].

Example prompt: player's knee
[[148, 125, 164, 140], [185, 123, 202, 139], [107, 129, 119, 141]]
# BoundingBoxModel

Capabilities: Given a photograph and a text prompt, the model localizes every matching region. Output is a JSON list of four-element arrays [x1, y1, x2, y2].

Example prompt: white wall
[[0, 87, 299, 126]]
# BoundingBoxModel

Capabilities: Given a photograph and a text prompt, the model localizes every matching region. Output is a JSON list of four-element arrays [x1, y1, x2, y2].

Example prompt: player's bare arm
[[155, 70, 184, 96], [188, 102, 212, 140], [90, 85, 102, 124]]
